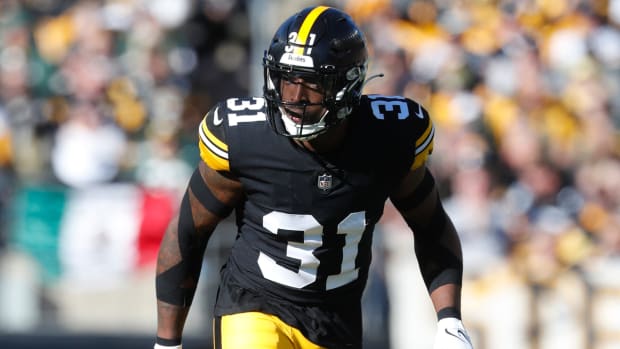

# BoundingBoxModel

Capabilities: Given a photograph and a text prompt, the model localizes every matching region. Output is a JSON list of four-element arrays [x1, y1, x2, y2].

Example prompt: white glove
[[433, 317, 473, 349], [154, 344, 182, 349]]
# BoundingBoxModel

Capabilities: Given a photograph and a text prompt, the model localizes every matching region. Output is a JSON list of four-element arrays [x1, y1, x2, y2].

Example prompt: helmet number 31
[[285, 32, 317, 54], [258, 211, 365, 290]]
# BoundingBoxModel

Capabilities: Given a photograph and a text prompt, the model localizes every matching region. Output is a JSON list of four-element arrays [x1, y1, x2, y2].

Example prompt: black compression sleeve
[[391, 169, 435, 212], [156, 336, 182, 346], [189, 168, 234, 218], [155, 192, 206, 306], [437, 307, 462, 320], [406, 197, 463, 292]]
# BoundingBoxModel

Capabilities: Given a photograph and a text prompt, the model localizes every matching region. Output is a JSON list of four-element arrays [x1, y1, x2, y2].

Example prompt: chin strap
[[280, 106, 330, 140]]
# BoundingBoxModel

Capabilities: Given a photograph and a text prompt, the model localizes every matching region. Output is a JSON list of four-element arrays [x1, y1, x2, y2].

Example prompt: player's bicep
[[390, 166, 439, 222], [187, 161, 243, 228]]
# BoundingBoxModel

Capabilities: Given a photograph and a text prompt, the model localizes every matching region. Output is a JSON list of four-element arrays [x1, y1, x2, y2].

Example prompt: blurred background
[[0, 0, 619, 348]]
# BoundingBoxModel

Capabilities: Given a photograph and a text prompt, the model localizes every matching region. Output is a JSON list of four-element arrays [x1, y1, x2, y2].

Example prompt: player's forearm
[[155, 212, 210, 340], [416, 215, 464, 320], [391, 168, 464, 292], [430, 283, 462, 319], [155, 231, 195, 342], [157, 300, 190, 340], [154, 164, 239, 342], [415, 215, 463, 288], [155, 215, 208, 305], [155, 244, 205, 342]]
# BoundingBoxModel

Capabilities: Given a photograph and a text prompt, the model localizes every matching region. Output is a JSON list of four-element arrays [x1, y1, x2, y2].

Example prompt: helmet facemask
[[263, 57, 367, 140]]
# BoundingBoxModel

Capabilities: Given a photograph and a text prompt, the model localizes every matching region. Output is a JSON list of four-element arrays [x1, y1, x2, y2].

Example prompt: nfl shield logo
[[317, 173, 332, 192]]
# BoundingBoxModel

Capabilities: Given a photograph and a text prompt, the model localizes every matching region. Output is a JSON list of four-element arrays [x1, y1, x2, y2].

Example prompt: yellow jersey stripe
[[294, 6, 330, 55], [412, 120, 435, 170], [199, 142, 229, 171], [415, 118, 433, 147], [412, 139, 433, 170], [198, 118, 230, 171], [415, 124, 435, 154], [201, 120, 228, 153]]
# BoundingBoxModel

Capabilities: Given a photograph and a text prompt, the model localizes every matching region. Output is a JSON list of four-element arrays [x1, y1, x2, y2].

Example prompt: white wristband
[[154, 344, 182, 349]]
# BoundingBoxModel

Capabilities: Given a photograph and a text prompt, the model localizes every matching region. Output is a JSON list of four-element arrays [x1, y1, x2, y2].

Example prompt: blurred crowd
[[350, 0, 620, 275], [0, 0, 251, 191], [0, 0, 619, 348], [344, 0, 620, 348], [0, 0, 251, 336]]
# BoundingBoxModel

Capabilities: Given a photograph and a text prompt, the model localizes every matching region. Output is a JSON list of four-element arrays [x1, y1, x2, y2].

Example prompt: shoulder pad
[[410, 100, 434, 170], [198, 102, 230, 171], [198, 97, 268, 171], [362, 94, 435, 170]]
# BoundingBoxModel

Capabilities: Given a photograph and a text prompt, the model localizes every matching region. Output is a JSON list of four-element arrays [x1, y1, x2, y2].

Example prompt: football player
[[155, 5, 473, 349]]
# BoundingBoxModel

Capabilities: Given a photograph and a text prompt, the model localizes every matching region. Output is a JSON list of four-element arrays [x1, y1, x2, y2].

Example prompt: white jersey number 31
[[257, 211, 365, 290]]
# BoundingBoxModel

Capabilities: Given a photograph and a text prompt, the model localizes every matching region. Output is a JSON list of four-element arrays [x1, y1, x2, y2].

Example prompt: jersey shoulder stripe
[[198, 103, 230, 171], [412, 104, 434, 170]]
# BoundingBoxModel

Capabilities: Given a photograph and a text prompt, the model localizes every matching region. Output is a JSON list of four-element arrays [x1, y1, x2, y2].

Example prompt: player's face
[[279, 76, 327, 125]]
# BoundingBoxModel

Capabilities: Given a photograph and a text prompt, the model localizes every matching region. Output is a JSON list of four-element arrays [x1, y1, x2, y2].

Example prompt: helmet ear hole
[[346, 67, 361, 81]]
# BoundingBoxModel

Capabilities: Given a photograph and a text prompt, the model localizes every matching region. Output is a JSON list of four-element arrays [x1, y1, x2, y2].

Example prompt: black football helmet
[[263, 6, 368, 140]]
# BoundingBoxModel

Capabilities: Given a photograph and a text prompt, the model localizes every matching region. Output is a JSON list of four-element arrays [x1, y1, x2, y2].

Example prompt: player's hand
[[433, 317, 473, 349]]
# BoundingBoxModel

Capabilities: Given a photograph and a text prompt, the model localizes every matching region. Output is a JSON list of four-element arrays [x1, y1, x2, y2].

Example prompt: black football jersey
[[198, 94, 434, 347]]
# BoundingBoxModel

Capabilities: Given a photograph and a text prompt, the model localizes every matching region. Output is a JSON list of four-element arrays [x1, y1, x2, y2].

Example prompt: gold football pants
[[213, 312, 326, 349]]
